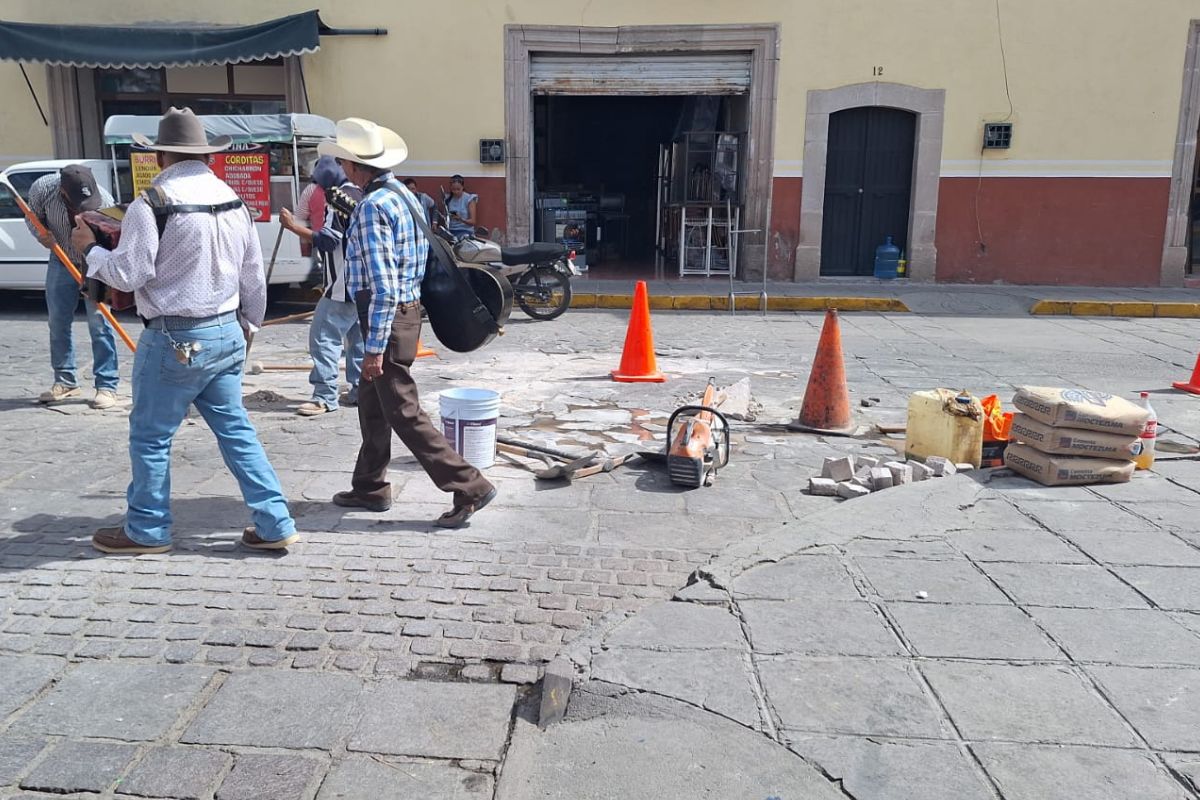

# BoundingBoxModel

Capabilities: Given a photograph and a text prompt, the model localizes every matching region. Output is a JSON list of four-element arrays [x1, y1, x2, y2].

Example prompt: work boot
[[332, 490, 391, 513], [241, 526, 300, 550], [90, 389, 118, 410], [38, 384, 80, 404], [92, 526, 171, 555], [296, 401, 333, 417], [435, 486, 498, 529]]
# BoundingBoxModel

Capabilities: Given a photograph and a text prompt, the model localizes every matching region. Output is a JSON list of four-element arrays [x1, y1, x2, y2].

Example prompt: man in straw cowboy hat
[[320, 118, 497, 527], [70, 107, 298, 554]]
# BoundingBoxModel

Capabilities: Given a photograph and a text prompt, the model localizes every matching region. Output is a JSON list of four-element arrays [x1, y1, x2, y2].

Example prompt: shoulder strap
[[139, 186, 244, 239], [383, 182, 443, 253]]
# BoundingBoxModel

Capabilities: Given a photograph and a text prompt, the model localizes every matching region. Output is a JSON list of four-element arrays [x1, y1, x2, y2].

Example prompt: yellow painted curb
[[567, 293, 910, 312], [1031, 299, 1200, 318], [1155, 302, 1200, 318], [1030, 300, 1072, 315], [1109, 302, 1156, 317], [673, 296, 714, 310]]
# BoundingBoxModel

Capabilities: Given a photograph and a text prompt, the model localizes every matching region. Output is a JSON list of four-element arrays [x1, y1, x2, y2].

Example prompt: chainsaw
[[663, 378, 731, 488]]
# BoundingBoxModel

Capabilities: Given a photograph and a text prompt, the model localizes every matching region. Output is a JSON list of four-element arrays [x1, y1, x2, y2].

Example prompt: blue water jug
[[874, 236, 901, 279]]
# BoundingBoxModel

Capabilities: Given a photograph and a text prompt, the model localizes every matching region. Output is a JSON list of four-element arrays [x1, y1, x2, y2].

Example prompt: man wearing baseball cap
[[26, 164, 118, 408]]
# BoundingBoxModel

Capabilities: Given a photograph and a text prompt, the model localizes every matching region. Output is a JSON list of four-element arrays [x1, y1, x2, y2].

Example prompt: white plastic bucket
[[439, 388, 501, 469]]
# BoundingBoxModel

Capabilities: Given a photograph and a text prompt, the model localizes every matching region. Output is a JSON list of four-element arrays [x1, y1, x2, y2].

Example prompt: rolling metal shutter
[[529, 53, 752, 95]]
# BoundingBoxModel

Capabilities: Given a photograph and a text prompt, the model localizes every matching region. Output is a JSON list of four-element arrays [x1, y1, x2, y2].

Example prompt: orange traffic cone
[[1174, 354, 1200, 395], [788, 308, 856, 435], [416, 338, 436, 359], [611, 281, 665, 383]]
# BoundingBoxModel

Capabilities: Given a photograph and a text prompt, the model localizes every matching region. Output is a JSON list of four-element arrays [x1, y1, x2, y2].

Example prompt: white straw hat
[[317, 117, 408, 168]]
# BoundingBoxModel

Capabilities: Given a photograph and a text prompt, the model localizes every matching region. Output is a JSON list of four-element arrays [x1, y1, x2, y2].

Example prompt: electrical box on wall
[[479, 139, 505, 163], [983, 122, 1013, 150]]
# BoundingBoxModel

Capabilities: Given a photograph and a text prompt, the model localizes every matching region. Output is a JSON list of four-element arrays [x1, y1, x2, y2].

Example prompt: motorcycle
[[437, 222, 580, 321]]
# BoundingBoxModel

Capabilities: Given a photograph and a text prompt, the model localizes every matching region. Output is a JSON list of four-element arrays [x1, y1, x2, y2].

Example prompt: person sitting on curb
[[280, 156, 365, 416]]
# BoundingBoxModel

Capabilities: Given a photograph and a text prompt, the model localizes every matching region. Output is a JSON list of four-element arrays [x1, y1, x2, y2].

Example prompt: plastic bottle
[[1133, 391, 1157, 470]]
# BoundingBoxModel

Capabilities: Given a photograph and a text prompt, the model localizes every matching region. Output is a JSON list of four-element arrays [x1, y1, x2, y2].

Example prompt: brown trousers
[[351, 305, 492, 506]]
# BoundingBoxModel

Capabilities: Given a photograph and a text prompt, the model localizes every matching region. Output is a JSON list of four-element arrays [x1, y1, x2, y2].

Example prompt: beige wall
[[0, 0, 1197, 177]]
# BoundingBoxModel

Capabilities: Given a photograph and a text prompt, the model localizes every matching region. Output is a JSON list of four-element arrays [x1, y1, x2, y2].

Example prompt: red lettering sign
[[210, 147, 270, 222]]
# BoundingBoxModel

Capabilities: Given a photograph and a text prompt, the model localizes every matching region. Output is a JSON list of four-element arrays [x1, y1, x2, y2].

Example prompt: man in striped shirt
[[319, 118, 496, 528], [26, 165, 119, 408]]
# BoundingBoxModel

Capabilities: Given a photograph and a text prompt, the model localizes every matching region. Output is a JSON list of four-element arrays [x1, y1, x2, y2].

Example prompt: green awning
[[0, 10, 322, 68]]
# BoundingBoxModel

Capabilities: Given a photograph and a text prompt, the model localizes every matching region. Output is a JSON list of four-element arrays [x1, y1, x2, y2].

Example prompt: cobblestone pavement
[[3, 295, 1200, 796]]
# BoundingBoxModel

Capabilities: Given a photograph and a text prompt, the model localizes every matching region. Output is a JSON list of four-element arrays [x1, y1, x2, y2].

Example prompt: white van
[[0, 112, 333, 292]]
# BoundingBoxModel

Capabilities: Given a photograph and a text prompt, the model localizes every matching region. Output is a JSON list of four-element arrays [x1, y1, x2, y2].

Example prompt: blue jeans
[[124, 313, 295, 546], [45, 258, 119, 391], [308, 296, 363, 409]]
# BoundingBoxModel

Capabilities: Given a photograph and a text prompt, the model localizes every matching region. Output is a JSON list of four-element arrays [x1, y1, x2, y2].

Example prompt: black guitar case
[[384, 184, 511, 352]]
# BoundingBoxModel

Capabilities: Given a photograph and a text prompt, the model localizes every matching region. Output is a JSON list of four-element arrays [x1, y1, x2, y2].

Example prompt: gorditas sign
[[210, 144, 270, 222]]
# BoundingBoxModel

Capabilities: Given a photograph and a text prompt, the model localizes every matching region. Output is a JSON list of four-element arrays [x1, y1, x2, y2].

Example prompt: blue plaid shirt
[[346, 173, 429, 353]]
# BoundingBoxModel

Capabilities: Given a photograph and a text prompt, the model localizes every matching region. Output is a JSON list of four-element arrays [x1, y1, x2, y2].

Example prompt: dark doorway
[[820, 107, 916, 276], [533, 95, 690, 276]]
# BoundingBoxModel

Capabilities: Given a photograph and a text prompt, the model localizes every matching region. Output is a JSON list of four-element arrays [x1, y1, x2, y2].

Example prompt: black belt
[[143, 311, 238, 331]]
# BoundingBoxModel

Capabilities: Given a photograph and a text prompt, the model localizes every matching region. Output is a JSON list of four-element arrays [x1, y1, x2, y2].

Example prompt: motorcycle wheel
[[515, 266, 572, 321]]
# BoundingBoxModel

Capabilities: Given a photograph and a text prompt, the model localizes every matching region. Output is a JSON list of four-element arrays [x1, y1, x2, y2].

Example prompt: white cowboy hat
[[317, 117, 408, 168]]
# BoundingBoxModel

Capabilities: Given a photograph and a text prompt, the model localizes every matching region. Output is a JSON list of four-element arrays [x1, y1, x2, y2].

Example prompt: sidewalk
[[531, 465, 1200, 799], [569, 277, 1200, 317]]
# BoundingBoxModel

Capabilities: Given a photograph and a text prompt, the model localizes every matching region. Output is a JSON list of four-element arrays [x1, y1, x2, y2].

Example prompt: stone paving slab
[[787, 735, 996, 800], [118, 746, 230, 800], [1115, 566, 1200, 611], [496, 703, 848, 800], [12, 663, 213, 741], [981, 562, 1151, 609], [949, 528, 1091, 564], [590, 647, 760, 726], [1029, 608, 1200, 666], [213, 752, 325, 800], [183, 671, 360, 749], [1015, 499, 1147, 532], [887, 602, 1065, 660], [855, 557, 1010, 605], [1059, 529, 1200, 567], [316, 757, 494, 799], [18, 739, 136, 794], [741, 599, 903, 657], [0, 656, 60, 721], [973, 743, 1191, 800], [348, 680, 516, 761], [0, 739, 46, 788], [602, 601, 745, 651], [729, 554, 862, 601], [1088, 666, 1200, 751], [920, 662, 1139, 747], [759, 657, 951, 739]]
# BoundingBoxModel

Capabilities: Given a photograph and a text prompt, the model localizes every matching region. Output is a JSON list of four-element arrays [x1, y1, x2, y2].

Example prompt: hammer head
[[249, 362, 265, 375]]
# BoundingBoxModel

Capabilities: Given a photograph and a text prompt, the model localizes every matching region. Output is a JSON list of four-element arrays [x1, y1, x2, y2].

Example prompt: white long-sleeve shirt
[[85, 160, 267, 328]]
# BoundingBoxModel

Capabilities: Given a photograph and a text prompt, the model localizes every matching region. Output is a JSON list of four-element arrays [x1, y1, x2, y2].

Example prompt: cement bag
[[1010, 413, 1140, 460], [1011, 387, 1149, 437], [1004, 442, 1135, 486]]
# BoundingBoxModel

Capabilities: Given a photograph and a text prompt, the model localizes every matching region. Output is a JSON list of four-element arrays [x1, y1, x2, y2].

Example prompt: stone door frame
[[1162, 20, 1200, 286], [504, 23, 780, 274], [794, 82, 945, 282]]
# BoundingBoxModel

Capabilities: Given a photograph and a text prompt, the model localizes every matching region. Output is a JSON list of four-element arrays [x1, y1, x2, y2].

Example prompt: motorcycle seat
[[500, 242, 568, 266]]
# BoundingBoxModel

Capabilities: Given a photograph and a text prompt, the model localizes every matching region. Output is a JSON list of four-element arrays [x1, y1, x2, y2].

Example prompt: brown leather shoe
[[241, 526, 300, 550], [435, 486, 498, 529], [92, 526, 171, 554], [332, 490, 391, 513]]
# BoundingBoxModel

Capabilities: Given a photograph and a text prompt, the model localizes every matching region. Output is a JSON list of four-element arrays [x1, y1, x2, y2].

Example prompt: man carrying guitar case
[[319, 118, 498, 528]]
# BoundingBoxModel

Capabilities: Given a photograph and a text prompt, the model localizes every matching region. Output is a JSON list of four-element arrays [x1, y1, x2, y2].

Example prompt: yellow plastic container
[[905, 389, 984, 468]]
